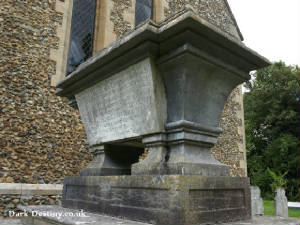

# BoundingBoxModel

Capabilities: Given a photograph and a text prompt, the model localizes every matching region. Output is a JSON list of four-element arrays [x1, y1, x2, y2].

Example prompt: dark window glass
[[66, 0, 97, 75], [135, 0, 153, 26]]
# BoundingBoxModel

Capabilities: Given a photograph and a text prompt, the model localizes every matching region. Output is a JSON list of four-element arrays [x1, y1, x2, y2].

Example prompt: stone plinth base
[[61, 175, 251, 225]]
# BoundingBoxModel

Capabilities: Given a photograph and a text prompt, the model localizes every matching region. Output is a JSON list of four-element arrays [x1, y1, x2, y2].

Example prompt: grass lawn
[[264, 200, 300, 218]]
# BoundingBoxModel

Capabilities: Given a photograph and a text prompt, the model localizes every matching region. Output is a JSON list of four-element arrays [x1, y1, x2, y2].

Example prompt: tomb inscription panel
[[75, 58, 166, 145]]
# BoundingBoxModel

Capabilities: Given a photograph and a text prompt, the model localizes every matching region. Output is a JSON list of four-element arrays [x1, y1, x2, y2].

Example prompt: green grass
[[264, 200, 300, 218]]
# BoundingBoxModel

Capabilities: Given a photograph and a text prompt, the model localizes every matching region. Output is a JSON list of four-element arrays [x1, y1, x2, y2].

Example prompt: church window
[[135, 0, 153, 26], [66, 0, 97, 75]]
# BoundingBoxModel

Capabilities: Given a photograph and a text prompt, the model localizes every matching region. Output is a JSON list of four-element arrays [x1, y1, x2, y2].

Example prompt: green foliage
[[244, 61, 300, 201], [267, 168, 288, 193]]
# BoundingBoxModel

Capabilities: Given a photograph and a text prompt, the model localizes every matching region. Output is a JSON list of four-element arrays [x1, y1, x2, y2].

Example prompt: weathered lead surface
[[57, 10, 270, 178], [75, 58, 166, 145], [53, 9, 271, 225]]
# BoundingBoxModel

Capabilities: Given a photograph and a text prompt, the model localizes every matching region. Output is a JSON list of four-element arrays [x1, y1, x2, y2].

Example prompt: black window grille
[[135, 0, 153, 26], [66, 0, 97, 75]]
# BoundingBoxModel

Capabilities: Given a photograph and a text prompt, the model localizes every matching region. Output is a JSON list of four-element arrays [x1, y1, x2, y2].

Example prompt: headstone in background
[[275, 188, 288, 218], [251, 186, 264, 216]]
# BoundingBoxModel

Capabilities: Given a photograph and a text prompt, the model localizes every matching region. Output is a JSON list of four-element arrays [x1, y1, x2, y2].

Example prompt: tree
[[244, 61, 299, 201]]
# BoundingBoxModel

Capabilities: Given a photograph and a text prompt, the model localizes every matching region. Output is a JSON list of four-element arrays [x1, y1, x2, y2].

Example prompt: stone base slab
[[80, 167, 131, 176], [61, 175, 251, 225], [132, 162, 230, 176]]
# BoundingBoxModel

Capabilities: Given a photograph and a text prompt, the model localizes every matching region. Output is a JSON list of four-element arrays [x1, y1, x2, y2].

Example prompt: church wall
[[0, 1, 248, 216], [0, 0, 92, 185]]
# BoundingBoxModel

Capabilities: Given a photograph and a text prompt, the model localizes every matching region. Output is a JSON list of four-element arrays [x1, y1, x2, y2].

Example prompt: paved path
[[0, 219, 21, 225], [0, 215, 299, 225]]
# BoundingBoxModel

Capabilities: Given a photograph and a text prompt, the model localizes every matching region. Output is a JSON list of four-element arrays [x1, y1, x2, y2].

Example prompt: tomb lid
[[56, 9, 270, 99]]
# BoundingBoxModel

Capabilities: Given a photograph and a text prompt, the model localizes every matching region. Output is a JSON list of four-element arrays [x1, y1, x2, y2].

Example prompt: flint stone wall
[[0, 194, 61, 217], [163, 0, 241, 39], [0, 183, 62, 217], [211, 86, 246, 177], [110, 0, 133, 37], [0, 0, 92, 184], [1, 0, 247, 191]]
